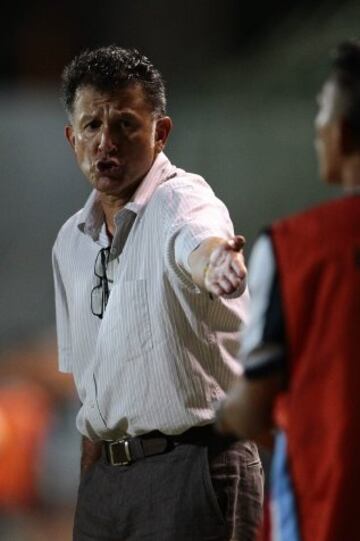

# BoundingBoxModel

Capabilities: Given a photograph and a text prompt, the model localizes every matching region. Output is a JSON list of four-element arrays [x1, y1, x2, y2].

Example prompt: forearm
[[188, 237, 226, 288], [219, 374, 283, 441], [81, 436, 102, 475]]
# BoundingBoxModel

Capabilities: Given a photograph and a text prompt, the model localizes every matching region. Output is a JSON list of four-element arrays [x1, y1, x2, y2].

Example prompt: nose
[[98, 126, 117, 154]]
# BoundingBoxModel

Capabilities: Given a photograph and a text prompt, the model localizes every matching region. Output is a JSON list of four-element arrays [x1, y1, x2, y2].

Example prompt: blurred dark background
[[0, 1, 358, 538]]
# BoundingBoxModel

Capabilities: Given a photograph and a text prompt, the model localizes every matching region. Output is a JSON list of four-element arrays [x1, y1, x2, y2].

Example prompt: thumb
[[228, 235, 246, 252]]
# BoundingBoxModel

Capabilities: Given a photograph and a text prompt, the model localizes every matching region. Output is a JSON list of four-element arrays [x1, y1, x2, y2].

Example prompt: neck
[[99, 195, 126, 236], [341, 157, 360, 190], [98, 173, 145, 235]]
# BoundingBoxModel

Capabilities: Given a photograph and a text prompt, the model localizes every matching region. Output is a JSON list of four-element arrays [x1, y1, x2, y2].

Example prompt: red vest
[[270, 196, 360, 541]]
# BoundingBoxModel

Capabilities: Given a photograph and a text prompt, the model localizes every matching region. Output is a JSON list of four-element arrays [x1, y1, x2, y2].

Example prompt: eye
[[119, 118, 133, 129], [85, 119, 101, 131], [117, 115, 139, 131]]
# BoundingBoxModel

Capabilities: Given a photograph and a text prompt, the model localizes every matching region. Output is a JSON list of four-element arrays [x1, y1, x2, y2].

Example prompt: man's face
[[314, 80, 343, 184], [66, 84, 170, 198]]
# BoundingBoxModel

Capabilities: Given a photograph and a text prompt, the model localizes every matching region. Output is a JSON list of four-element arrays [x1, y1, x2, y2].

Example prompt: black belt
[[103, 424, 234, 466]]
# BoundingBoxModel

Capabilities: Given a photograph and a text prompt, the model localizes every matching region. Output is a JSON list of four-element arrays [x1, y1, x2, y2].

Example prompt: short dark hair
[[61, 45, 166, 117], [331, 40, 360, 146]]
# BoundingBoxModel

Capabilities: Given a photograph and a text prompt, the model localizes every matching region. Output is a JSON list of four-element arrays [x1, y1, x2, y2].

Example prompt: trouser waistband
[[103, 424, 235, 466]]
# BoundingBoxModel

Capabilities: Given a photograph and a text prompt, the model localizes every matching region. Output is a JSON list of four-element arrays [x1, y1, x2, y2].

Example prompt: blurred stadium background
[[0, 1, 358, 538]]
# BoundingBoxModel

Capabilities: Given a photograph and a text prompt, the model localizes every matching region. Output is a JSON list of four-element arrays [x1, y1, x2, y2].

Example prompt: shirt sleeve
[[52, 245, 73, 373], [241, 233, 286, 379], [170, 181, 235, 274]]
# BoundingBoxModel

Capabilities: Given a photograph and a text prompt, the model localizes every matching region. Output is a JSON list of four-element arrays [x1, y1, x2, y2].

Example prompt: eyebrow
[[78, 113, 96, 124], [113, 110, 139, 118]]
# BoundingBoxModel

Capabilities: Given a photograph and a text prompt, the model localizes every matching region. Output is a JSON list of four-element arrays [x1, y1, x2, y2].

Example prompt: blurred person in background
[[218, 41, 360, 541], [0, 381, 51, 511], [0, 339, 79, 541], [52, 46, 263, 540]]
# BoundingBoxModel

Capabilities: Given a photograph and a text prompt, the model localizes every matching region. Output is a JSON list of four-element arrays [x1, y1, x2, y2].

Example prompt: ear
[[65, 124, 76, 151], [155, 116, 172, 152]]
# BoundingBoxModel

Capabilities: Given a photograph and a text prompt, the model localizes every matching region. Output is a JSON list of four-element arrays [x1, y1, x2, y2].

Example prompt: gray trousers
[[74, 439, 263, 541]]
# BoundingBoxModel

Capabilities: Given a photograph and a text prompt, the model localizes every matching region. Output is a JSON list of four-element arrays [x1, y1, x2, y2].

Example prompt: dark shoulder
[[272, 195, 359, 237]]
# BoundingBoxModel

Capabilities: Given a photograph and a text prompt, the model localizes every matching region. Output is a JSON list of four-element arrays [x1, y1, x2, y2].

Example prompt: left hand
[[204, 235, 247, 296], [213, 398, 238, 436]]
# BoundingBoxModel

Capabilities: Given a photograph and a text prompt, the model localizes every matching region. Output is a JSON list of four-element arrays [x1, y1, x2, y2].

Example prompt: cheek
[[316, 133, 339, 182], [74, 151, 95, 183], [74, 140, 93, 172], [315, 133, 326, 166], [130, 133, 157, 161]]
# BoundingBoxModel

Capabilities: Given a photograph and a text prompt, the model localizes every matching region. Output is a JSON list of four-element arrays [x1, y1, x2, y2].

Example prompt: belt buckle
[[108, 438, 132, 466]]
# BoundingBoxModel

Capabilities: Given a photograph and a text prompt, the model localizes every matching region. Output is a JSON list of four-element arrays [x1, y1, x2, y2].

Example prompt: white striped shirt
[[52, 152, 250, 441]]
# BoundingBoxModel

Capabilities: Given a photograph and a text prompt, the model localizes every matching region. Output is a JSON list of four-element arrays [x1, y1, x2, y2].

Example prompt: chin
[[95, 176, 124, 193], [325, 170, 342, 185], [327, 178, 342, 186], [319, 163, 341, 185]]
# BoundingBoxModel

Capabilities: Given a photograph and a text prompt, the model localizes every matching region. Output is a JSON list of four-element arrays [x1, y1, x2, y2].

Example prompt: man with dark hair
[[53, 46, 263, 540], [219, 41, 360, 541]]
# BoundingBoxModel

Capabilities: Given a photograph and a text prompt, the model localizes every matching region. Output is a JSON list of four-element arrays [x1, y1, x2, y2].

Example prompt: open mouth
[[96, 159, 124, 176]]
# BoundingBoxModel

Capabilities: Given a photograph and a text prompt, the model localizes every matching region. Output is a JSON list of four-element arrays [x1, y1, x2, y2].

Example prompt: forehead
[[72, 83, 151, 116]]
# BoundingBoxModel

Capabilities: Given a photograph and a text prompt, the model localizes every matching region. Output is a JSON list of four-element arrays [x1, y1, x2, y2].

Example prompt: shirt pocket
[[104, 278, 153, 361]]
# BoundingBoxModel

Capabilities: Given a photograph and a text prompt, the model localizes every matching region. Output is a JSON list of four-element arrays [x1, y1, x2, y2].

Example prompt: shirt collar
[[125, 151, 176, 213], [77, 152, 176, 240], [76, 190, 104, 240]]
